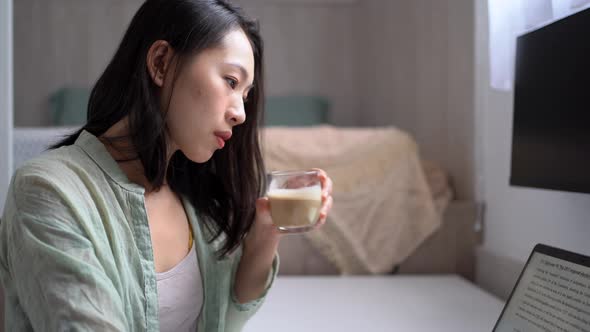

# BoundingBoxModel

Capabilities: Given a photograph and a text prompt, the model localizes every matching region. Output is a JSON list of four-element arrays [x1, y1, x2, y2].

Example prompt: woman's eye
[[225, 77, 238, 89]]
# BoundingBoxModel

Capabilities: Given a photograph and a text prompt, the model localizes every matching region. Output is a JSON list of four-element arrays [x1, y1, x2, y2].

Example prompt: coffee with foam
[[267, 186, 322, 229]]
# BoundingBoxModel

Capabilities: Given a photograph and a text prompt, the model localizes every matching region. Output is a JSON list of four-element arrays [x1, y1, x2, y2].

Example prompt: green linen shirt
[[0, 130, 279, 331]]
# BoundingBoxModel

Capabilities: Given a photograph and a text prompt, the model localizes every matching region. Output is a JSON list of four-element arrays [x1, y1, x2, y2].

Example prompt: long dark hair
[[51, 0, 266, 258]]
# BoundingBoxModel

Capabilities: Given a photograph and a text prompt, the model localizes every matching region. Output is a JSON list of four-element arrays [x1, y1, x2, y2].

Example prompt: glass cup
[[267, 170, 323, 233]]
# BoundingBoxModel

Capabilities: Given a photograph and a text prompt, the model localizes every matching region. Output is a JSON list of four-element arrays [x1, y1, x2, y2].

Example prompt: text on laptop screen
[[494, 252, 590, 332]]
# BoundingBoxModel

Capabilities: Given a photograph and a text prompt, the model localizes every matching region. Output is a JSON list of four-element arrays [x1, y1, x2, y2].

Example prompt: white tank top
[[156, 246, 203, 332]]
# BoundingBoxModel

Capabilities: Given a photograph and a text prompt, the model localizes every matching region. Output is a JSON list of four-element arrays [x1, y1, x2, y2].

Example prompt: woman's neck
[[98, 116, 177, 193]]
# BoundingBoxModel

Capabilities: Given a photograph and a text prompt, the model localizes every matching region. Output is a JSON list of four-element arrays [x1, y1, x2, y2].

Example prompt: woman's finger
[[254, 197, 275, 227], [316, 195, 333, 225], [256, 197, 270, 212], [324, 176, 333, 196], [322, 195, 333, 214], [311, 168, 333, 199]]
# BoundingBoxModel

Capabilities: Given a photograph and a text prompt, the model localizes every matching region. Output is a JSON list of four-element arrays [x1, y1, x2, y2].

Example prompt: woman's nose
[[227, 100, 246, 125]]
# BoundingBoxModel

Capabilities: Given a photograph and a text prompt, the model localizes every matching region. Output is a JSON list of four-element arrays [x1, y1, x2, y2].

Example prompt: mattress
[[243, 275, 503, 332], [12, 126, 79, 170]]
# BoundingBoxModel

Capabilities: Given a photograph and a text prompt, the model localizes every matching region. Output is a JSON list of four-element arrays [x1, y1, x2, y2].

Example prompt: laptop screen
[[493, 246, 590, 332]]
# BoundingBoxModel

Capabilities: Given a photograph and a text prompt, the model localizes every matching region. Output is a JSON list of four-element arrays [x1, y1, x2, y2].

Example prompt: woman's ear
[[146, 40, 175, 87]]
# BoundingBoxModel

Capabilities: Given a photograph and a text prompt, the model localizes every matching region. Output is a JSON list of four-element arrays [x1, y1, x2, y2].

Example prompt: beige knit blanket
[[262, 126, 446, 274]]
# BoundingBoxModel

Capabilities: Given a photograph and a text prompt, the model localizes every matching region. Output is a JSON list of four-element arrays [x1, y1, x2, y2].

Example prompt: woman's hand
[[234, 198, 280, 304], [235, 169, 334, 303], [242, 197, 282, 262], [243, 168, 334, 257], [311, 168, 334, 229]]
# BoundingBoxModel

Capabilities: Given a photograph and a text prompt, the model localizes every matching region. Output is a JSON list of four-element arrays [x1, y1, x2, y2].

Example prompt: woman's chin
[[184, 149, 214, 164]]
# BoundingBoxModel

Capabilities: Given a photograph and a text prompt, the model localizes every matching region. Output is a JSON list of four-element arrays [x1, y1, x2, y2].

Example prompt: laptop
[[493, 243, 590, 331]]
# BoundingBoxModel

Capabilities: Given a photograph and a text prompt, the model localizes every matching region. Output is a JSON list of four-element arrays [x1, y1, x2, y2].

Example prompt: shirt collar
[[74, 130, 145, 193]]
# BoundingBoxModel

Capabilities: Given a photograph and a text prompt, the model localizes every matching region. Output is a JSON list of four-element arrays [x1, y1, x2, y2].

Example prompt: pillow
[[49, 87, 90, 126], [48, 88, 331, 127], [264, 96, 330, 127]]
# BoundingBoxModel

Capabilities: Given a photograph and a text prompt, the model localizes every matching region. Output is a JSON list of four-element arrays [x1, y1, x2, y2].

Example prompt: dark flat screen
[[511, 7, 590, 194]]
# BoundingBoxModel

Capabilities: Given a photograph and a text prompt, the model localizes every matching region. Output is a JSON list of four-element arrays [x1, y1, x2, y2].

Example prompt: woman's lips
[[215, 135, 225, 149], [214, 131, 232, 149]]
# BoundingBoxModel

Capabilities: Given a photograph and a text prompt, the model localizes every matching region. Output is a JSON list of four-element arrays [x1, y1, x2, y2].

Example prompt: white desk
[[244, 275, 504, 332]]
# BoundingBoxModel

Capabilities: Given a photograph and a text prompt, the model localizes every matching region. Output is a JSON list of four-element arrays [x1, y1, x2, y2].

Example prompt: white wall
[[0, 0, 13, 216], [0, 0, 11, 327], [13, 0, 144, 126], [355, 0, 476, 199], [475, 0, 590, 300], [239, 0, 359, 126]]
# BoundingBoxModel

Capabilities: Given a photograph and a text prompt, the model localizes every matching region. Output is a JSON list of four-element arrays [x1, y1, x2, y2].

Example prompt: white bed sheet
[[244, 275, 504, 332]]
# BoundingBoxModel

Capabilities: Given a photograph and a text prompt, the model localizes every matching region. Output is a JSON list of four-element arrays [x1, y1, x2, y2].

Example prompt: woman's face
[[163, 28, 255, 163]]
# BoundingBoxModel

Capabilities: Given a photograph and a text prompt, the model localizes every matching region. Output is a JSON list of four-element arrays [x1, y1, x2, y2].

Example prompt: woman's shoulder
[[8, 145, 97, 210], [13, 145, 90, 184]]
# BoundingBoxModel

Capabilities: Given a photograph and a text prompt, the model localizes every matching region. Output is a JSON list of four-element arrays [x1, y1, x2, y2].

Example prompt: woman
[[0, 0, 333, 331]]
